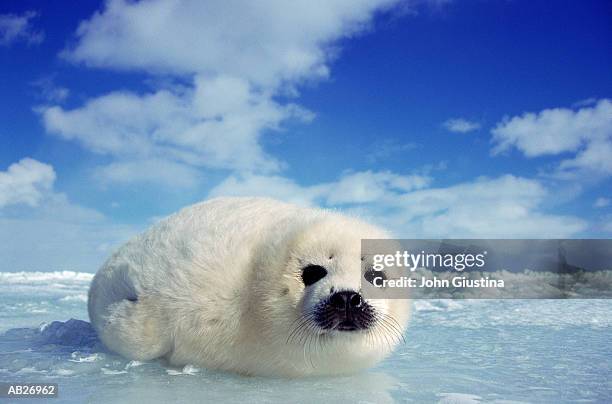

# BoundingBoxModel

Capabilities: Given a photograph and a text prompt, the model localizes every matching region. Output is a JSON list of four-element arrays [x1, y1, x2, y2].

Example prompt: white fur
[[88, 197, 409, 377]]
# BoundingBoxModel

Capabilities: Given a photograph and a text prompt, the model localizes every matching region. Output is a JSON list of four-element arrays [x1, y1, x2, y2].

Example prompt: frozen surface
[[1, 271, 611, 403]]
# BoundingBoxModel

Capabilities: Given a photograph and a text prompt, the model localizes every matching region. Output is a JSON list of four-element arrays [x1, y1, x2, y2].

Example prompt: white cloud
[[390, 175, 585, 238], [0, 158, 55, 208], [326, 170, 431, 204], [40, 79, 309, 176], [210, 170, 431, 206], [594, 197, 610, 208], [557, 139, 612, 176], [443, 118, 481, 133], [96, 159, 202, 188], [30, 76, 70, 103], [40, 0, 400, 186], [62, 0, 398, 85], [0, 158, 136, 271], [366, 139, 418, 163], [0, 196, 135, 272], [210, 174, 324, 207], [0, 11, 44, 46], [491, 99, 612, 177], [210, 171, 585, 238], [572, 97, 597, 108]]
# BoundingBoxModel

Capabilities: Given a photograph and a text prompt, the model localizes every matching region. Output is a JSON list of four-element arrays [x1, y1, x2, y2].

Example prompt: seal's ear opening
[[302, 265, 328, 286]]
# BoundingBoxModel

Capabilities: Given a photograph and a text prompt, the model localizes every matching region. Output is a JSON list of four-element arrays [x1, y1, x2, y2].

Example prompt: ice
[[39, 319, 98, 347], [437, 393, 483, 404], [166, 365, 201, 376], [1, 271, 611, 403]]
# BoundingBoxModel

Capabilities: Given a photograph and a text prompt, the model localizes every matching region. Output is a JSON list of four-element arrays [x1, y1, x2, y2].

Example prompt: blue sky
[[0, 0, 611, 271]]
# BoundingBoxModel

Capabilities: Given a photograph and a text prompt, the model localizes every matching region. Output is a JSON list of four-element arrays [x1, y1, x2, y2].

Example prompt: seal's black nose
[[329, 291, 363, 310], [316, 290, 372, 331]]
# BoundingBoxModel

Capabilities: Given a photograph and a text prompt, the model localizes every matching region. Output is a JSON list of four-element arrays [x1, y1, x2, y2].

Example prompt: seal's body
[[88, 197, 409, 376]]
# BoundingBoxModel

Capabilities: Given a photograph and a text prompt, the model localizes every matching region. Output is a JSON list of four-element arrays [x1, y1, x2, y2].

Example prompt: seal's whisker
[[287, 312, 315, 345], [377, 317, 401, 348], [379, 313, 406, 345]]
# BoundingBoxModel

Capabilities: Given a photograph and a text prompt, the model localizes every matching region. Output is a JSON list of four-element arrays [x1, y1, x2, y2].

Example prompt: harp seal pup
[[88, 197, 409, 377]]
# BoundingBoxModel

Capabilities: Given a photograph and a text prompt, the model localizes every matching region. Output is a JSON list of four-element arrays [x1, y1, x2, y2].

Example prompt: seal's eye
[[364, 268, 387, 285], [301, 265, 328, 286]]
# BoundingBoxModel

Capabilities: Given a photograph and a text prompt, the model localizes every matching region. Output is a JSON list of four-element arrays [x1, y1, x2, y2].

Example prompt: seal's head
[[252, 213, 409, 376]]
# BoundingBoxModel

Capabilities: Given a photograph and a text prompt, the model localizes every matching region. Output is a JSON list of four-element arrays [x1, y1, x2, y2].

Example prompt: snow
[[0, 271, 610, 403]]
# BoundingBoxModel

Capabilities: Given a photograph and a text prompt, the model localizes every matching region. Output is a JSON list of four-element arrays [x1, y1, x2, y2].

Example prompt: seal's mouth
[[336, 320, 360, 331]]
